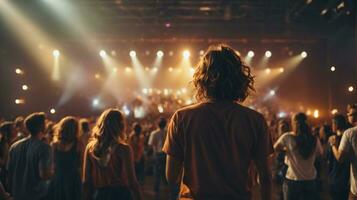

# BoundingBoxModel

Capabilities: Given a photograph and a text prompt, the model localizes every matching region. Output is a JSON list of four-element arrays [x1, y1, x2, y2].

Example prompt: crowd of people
[[0, 44, 356, 200]]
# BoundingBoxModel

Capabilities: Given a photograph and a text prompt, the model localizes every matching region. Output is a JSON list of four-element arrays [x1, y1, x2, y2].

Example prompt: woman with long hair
[[47, 117, 82, 200], [82, 109, 142, 200], [274, 113, 323, 200]]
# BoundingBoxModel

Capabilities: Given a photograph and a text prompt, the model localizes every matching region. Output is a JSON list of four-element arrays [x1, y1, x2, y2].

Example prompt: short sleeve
[[39, 144, 52, 171], [339, 130, 351, 153], [252, 115, 274, 160], [162, 111, 184, 161]]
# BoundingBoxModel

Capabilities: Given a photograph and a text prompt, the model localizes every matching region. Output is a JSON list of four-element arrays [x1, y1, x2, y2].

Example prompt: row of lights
[[53, 49, 308, 59]]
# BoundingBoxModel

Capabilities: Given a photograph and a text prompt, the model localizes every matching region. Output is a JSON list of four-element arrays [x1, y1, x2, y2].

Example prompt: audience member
[[128, 123, 145, 185]]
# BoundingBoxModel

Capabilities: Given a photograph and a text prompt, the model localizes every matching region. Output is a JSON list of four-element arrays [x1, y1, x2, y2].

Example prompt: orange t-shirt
[[163, 101, 273, 200]]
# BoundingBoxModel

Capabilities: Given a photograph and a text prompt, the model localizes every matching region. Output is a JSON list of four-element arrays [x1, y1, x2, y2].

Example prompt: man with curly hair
[[163, 44, 273, 200]]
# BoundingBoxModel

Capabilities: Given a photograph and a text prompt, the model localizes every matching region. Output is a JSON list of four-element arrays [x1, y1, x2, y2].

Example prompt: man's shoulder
[[10, 136, 30, 151], [344, 126, 357, 137]]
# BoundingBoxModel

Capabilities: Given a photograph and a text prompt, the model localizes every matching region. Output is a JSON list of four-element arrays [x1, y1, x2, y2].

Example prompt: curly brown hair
[[192, 44, 255, 102], [54, 116, 79, 144]]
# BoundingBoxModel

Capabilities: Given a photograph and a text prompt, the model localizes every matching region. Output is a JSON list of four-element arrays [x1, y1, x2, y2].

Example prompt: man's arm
[[166, 155, 183, 185], [39, 145, 54, 180]]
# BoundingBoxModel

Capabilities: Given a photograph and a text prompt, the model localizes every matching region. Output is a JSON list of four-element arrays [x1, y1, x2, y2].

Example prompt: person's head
[[80, 119, 90, 135], [193, 44, 254, 102], [347, 104, 357, 125], [278, 119, 290, 136], [0, 121, 14, 143], [14, 116, 24, 130], [92, 109, 126, 157], [332, 114, 349, 132], [158, 117, 167, 130], [319, 124, 332, 142], [54, 117, 79, 144], [25, 112, 46, 138], [292, 113, 316, 159], [132, 122, 142, 135]]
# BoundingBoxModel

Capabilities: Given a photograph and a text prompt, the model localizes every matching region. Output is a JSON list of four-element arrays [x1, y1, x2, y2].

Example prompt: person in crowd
[[128, 123, 145, 185], [79, 119, 91, 148], [13, 117, 26, 143], [163, 44, 273, 200], [82, 108, 142, 200], [0, 122, 13, 189], [43, 122, 55, 145], [330, 104, 357, 200], [148, 118, 172, 198], [47, 117, 82, 200], [274, 113, 323, 200], [327, 114, 350, 200], [6, 112, 53, 200]]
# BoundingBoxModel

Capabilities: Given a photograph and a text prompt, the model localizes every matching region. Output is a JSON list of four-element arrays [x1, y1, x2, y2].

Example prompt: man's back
[[163, 101, 272, 199], [7, 136, 51, 200]]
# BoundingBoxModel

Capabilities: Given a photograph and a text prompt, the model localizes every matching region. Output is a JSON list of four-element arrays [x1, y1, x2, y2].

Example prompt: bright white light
[[15, 99, 24, 105], [348, 86, 354, 92], [331, 109, 338, 115], [269, 90, 276, 96], [53, 49, 60, 57], [265, 68, 271, 74], [181, 88, 187, 93], [313, 110, 319, 118], [129, 50, 136, 57], [22, 85, 28, 91], [122, 105, 130, 116], [306, 110, 312, 116], [157, 50, 164, 57], [265, 51, 272, 58], [99, 50, 106, 57], [190, 67, 195, 73], [248, 51, 255, 58], [15, 68, 23, 74], [330, 66, 336, 72], [185, 99, 193, 105], [301, 51, 307, 58], [142, 88, 148, 94], [168, 67, 173, 72], [199, 50, 205, 56], [163, 89, 169, 96], [92, 98, 99, 107], [278, 112, 287, 118], [157, 105, 164, 113], [50, 108, 56, 114], [152, 67, 158, 72], [279, 67, 285, 73], [183, 50, 190, 59]]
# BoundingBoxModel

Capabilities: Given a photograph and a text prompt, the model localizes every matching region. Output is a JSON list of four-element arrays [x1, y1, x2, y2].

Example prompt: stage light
[[269, 90, 276, 96], [158, 105, 164, 113], [331, 109, 338, 115], [183, 50, 190, 59], [265, 68, 271, 74], [157, 50, 164, 57], [330, 66, 336, 72], [168, 67, 173, 72], [129, 51, 136, 57], [15, 99, 24, 105], [163, 89, 169, 96], [122, 105, 130, 116], [185, 99, 193, 105], [15, 68, 23, 75], [181, 88, 187, 93], [306, 110, 312, 116], [22, 85, 28, 91], [279, 67, 285, 73], [92, 98, 99, 107], [53, 49, 60, 57], [50, 108, 56, 114], [278, 112, 287, 118], [313, 110, 319, 119], [145, 67, 150, 71], [125, 67, 132, 73], [169, 51, 174, 56], [99, 50, 106, 57], [94, 73, 101, 79], [248, 51, 254, 58], [301, 51, 307, 58], [142, 88, 148, 94], [265, 51, 272, 58], [152, 67, 158, 72], [348, 86, 354, 92], [199, 50, 205, 56]]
